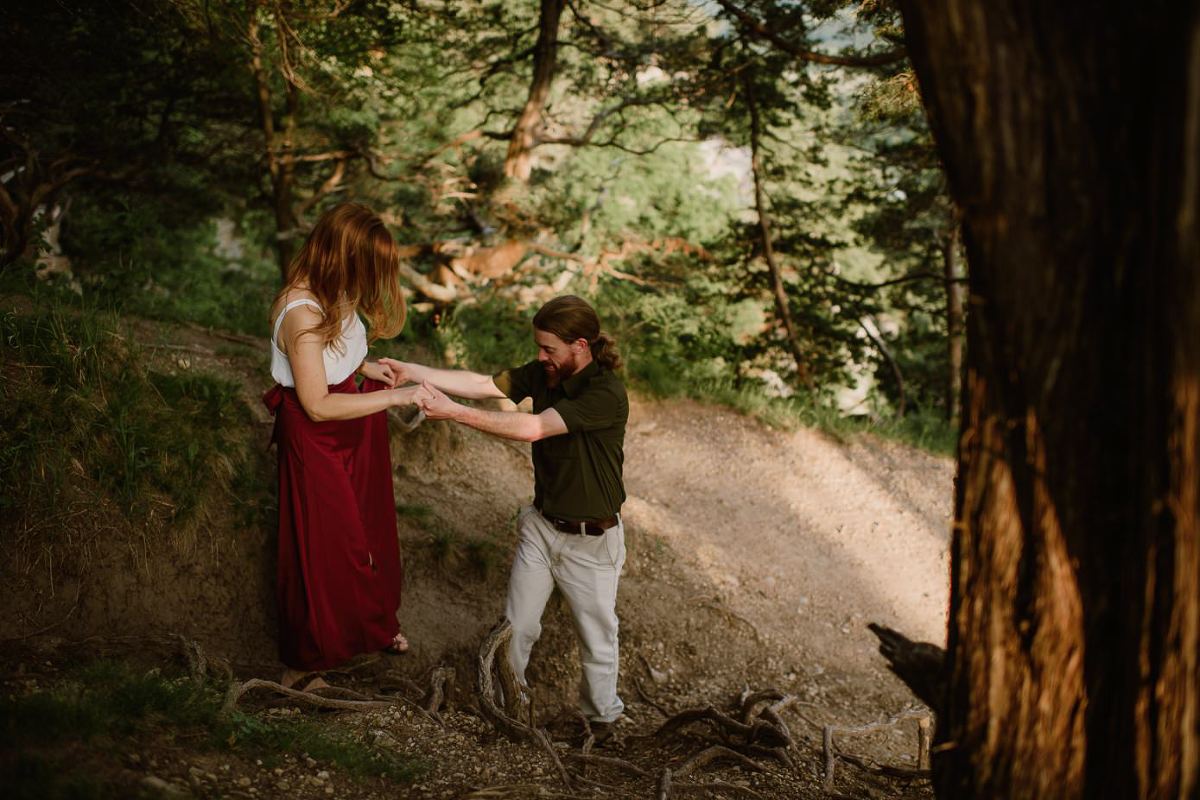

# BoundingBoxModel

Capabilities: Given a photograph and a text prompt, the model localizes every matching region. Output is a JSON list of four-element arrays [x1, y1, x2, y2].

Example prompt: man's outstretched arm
[[378, 358, 505, 400], [416, 381, 566, 442]]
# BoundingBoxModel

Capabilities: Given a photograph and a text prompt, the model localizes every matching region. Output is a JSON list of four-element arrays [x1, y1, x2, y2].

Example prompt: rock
[[236, 776, 252, 788]]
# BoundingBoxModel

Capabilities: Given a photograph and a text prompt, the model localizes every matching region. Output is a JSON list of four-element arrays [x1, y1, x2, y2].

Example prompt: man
[[395, 295, 628, 738]]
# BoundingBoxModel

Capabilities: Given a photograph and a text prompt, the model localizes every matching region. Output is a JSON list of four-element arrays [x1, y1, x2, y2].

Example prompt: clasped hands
[[411, 381, 456, 420], [361, 357, 457, 420]]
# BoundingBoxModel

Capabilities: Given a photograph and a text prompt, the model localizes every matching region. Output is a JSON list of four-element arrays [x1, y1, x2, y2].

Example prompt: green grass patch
[[217, 712, 422, 782], [395, 502, 436, 525], [401, 504, 504, 581], [0, 660, 423, 790], [0, 297, 264, 536]]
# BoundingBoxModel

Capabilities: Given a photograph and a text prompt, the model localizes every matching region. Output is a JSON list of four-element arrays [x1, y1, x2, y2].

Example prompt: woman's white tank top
[[270, 298, 368, 387]]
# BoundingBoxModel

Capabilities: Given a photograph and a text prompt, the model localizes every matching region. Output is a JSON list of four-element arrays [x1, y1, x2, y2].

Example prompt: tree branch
[[716, 0, 907, 67]]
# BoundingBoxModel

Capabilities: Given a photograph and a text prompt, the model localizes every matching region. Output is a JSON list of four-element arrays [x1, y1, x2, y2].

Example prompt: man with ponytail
[[389, 295, 628, 738]]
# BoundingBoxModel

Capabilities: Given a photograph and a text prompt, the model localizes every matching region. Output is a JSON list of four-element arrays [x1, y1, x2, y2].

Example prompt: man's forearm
[[451, 404, 542, 442]]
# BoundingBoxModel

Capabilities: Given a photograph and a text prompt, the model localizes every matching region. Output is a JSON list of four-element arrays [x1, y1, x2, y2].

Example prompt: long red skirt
[[263, 374, 402, 670]]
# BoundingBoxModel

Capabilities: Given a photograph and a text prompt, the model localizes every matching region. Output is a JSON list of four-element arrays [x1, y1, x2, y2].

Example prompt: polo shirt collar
[[561, 359, 599, 398]]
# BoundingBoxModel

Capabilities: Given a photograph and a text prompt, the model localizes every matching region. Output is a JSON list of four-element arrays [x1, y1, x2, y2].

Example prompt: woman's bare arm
[[282, 306, 417, 421]]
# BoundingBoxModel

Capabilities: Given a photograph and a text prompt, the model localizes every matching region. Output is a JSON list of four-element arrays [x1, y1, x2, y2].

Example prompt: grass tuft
[[1, 659, 424, 794], [0, 299, 265, 542]]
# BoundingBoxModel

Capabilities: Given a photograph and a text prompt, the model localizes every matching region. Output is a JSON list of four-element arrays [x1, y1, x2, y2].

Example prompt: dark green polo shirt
[[493, 359, 627, 522]]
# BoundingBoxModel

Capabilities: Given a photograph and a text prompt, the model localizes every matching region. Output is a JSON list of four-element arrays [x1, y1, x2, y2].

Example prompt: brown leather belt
[[537, 507, 619, 536]]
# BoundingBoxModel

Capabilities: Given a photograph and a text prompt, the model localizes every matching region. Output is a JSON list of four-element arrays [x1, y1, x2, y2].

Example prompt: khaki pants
[[505, 505, 626, 722]]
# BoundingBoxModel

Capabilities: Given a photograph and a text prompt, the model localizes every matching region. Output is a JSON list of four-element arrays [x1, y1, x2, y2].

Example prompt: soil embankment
[[2, 316, 952, 798]]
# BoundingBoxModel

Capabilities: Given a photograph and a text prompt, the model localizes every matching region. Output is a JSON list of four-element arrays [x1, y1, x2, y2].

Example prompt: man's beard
[[543, 355, 578, 387]]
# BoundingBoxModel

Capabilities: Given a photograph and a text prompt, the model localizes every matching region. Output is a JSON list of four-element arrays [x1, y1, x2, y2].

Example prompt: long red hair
[[273, 203, 406, 350]]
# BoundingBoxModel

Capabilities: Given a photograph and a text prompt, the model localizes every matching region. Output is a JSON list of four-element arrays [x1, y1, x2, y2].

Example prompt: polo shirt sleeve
[[553, 382, 625, 433], [492, 361, 540, 403]]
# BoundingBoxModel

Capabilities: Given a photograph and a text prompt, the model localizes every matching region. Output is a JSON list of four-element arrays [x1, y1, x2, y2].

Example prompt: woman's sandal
[[387, 632, 410, 654]]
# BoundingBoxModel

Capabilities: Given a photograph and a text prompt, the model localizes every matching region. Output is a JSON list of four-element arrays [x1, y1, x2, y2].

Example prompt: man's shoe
[[587, 720, 615, 747]]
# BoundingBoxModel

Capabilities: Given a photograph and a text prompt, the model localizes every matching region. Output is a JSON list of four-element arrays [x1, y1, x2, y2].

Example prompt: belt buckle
[[556, 517, 591, 536]]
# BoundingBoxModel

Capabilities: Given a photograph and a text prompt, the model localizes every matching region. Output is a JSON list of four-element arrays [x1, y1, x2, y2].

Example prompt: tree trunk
[[274, 81, 299, 272], [898, 2, 1200, 797], [503, 0, 565, 182], [745, 72, 810, 385], [942, 222, 964, 423], [859, 316, 906, 417], [247, 0, 296, 279]]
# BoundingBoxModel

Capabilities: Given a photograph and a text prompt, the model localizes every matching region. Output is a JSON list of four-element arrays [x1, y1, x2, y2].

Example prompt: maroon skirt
[[263, 374, 402, 670]]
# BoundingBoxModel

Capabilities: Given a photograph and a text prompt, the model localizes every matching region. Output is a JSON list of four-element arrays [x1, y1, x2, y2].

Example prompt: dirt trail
[[623, 396, 952, 686]]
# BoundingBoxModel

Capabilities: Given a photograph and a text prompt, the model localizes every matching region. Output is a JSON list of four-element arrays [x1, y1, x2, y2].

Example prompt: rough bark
[[745, 72, 810, 385], [503, 0, 565, 182], [942, 223, 964, 423], [898, 2, 1200, 797]]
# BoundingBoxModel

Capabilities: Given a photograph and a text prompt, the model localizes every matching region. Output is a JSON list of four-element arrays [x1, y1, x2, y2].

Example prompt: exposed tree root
[[425, 665, 455, 723], [565, 753, 651, 778], [472, 622, 928, 799], [634, 675, 673, 717], [461, 784, 591, 800], [675, 745, 767, 778], [175, 634, 232, 684], [672, 780, 766, 798], [640, 688, 801, 797], [477, 618, 572, 790], [221, 678, 393, 714], [821, 706, 932, 790]]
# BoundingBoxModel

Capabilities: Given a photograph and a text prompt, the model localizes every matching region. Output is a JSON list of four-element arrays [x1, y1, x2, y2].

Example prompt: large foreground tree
[[898, 1, 1200, 797]]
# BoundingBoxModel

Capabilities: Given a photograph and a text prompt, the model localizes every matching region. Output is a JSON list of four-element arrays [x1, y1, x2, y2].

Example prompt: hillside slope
[[2, 312, 952, 798]]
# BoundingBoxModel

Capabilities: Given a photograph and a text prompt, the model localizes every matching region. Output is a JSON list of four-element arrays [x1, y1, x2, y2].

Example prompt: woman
[[263, 202, 417, 690]]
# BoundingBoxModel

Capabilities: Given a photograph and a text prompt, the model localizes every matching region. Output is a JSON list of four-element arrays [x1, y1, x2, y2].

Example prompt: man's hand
[[415, 381, 461, 420], [359, 359, 399, 388]]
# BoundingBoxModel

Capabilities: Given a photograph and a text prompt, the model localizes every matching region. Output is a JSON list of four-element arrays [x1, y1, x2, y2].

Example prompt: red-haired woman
[[263, 203, 416, 690]]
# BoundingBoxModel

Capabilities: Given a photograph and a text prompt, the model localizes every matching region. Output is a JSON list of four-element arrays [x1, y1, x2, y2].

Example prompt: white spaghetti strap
[[268, 297, 364, 387], [271, 298, 324, 348]]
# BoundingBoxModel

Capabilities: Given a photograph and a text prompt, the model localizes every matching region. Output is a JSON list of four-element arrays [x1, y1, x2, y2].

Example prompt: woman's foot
[[387, 631, 410, 654]]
